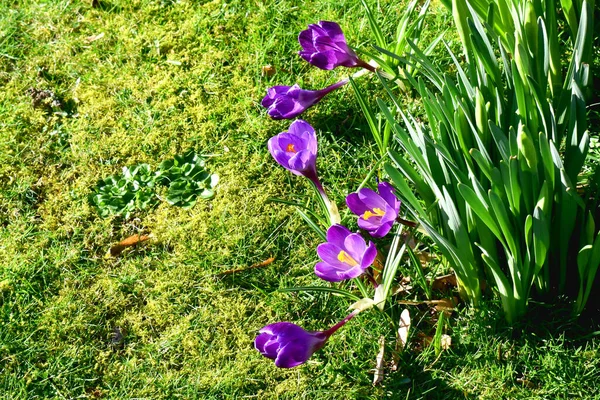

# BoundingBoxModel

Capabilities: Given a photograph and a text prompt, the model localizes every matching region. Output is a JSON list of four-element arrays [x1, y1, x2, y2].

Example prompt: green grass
[[1, 0, 599, 398]]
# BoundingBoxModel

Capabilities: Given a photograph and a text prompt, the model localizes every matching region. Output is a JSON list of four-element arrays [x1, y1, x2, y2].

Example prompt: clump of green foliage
[[90, 163, 158, 218], [157, 151, 219, 209], [89, 151, 218, 217]]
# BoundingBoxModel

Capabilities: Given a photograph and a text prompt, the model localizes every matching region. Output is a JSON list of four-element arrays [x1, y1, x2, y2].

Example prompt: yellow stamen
[[337, 250, 358, 266], [363, 207, 385, 220], [286, 143, 297, 153]]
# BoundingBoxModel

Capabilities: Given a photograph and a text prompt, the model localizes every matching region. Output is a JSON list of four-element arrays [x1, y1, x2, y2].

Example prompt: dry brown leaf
[[108, 234, 151, 257], [392, 281, 413, 296], [430, 273, 457, 292], [392, 309, 411, 371], [434, 297, 457, 314], [440, 334, 451, 350], [400, 232, 417, 249], [398, 309, 411, 351], [261, 65, 276, 77], [417, 332, 433, 347], [372, 250, 385, 282], [417, 250, 433, 266], [86, 32, 105, 43], [217, 257, 275, 276], [392, 276, 412, 296], [516, 377, 536, 389], [373, 336, 385, 386]]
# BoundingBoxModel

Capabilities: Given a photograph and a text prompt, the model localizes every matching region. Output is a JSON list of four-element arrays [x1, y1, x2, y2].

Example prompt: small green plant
[[89, 164, 159, 219], [89, 151, 218, 217], [157, 151, 219, 209]]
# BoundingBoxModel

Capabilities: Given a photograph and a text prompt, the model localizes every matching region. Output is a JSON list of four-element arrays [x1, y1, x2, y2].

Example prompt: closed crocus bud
[[346, 182, 401, 238], [267, 120, 340, 225], [255, 312, 357, 368], [298, 21, 374, 71], [261, 80, 347, 120], [315, 224, 377, 282]]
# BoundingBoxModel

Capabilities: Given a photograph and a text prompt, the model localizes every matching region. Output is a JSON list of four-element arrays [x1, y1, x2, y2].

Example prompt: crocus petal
[[343, 233, 367, 260], [275, 342, 312, 368], [368, 213, 397, 238], [316, 21, 345, 43], [316, 243, 345, 265], [254, 333, 271, 354], [357, 204, 396, 230], [288, 119, 315, 138], [315, 261, 350, 282], [345, 192, 369, 215], [361, 242, 378, 268], [357, 187, 388, 209], [298, 30, 317, 53], [288, 149, 315, 172], [347, 182, 401, 238], [326, 224, 353, 247], [378, 182, 401, 210], [261, 84, 324, 119]]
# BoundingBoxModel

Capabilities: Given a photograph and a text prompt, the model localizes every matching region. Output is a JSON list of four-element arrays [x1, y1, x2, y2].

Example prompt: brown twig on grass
[[217, 257, 275, 276], [107, 234, 152, 257]]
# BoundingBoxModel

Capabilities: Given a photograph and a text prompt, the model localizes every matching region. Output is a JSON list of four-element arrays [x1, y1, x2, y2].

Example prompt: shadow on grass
[[406, 300, 600, 398]]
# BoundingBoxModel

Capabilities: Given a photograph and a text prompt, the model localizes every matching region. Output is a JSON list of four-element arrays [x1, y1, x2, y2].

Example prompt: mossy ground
[[1, 0, 599, 399]]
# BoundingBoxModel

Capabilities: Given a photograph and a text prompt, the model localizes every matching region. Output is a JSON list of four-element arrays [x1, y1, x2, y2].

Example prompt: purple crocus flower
[[267, 119, 318, 178], [255, 312, 357, 368], [298, 21, 375, 72], [315, 224, 377, 282], [261, 80, 347, 120], [346, 182, 400, 238], [268, 120, 341, 224]]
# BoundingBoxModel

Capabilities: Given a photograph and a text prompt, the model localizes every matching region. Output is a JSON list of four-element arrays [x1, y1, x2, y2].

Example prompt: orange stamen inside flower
[[286, 143, 297, 153], [362, 207, 385, 220], [337, 250, 358, 266]]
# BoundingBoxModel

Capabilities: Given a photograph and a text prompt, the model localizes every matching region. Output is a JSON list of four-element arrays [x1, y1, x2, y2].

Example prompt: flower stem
[[318, 79, 350, 96], [323, 311, 357, 337], [308, 177, 341, 225], [366, 272, 380, 288], [396, 216, 418, 228], [356, 59, 377, 72]]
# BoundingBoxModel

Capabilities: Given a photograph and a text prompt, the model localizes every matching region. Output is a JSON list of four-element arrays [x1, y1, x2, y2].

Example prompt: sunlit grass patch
[[1, 0, 599, 398]]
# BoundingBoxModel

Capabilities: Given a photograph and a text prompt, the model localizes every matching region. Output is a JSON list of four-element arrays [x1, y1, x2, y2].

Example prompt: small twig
[[217, 257, 275, 276], [107, 234, 152, 257]]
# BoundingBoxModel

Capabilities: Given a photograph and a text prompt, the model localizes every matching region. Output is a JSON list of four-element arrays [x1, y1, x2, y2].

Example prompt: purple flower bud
[[255, 312, 356, 368], [315, 224, 377, 282], [298, 21, 375, 71], [267, 119, 318, 178], [346, 182, 401, 238], [267, 120, 341, 225], [261, 80, 347, 120]]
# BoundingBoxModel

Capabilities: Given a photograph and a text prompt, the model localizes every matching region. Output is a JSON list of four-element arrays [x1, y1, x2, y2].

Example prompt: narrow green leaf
[[360, 0, 387, 49], [384, 163, 426, 217], [477, 243, 515, 324], [457, 183, 503, 244], [350, 77, 382, 152], [295, 208, 326, 241], [280, 286, 361, 301], [489, 190, 518, 259]]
